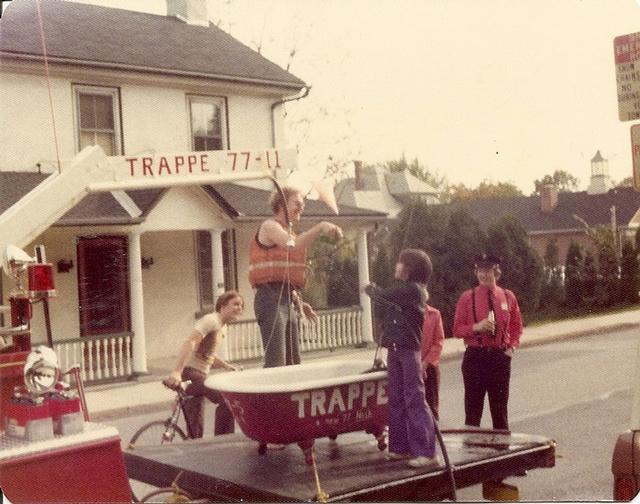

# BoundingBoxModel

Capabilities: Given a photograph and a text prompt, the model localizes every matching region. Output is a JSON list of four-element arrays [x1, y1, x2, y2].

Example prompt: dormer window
[[73, 85, 122, 155], [188, 96, 227, 151]]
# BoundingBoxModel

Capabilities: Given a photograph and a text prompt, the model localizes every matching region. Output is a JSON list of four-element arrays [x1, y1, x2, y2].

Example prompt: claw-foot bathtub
[[205, 359, 388, 463]]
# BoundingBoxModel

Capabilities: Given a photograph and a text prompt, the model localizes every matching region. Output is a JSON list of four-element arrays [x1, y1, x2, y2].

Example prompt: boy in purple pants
[[364, 249, 439, 468]]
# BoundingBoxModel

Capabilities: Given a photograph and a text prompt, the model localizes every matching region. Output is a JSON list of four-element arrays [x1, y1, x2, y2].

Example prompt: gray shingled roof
[[57, 189, 165, 225], [1, 172, 384, 227], [206, 183, 387, 221], [0, 170, 164, 225], [0, 0, 305, 90], [0, 171, 49, 213], [448, 187, 640, 232]]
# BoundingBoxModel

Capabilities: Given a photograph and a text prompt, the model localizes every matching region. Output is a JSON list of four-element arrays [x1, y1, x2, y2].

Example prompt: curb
[[92, 400, 174, 422]]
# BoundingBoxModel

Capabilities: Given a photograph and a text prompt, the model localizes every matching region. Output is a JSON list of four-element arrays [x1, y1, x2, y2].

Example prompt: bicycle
[[128, 380, 192, 449]]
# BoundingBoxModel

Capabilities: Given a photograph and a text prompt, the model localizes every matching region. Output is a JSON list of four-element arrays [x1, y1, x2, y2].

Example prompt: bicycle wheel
[[138, 487, 193, 503], [128, 420, 188, 449]]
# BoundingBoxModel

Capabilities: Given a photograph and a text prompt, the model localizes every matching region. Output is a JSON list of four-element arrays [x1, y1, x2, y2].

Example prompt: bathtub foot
[[371, 427, 387, 451], [298, 439, 315, 465]]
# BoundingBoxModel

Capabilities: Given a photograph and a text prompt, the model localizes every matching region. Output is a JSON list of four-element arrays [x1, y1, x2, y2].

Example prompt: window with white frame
[[188, 96, 227, 151], [73, 85, 122, 155]]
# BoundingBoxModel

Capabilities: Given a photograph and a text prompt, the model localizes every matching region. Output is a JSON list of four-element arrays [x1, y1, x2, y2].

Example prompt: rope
[[311, 450, 329, 502], [35, 0, 62, 173]]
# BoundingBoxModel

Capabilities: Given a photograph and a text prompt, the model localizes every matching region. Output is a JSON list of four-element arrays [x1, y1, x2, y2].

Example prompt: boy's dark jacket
[[365, 281, 428, 350]]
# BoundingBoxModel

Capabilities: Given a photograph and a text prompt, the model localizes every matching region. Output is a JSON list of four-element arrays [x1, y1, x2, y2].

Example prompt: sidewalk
[[86, 309, 640, 421]]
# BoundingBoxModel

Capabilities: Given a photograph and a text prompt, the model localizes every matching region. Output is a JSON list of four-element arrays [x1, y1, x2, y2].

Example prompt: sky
[[66, 0, 640, 194]]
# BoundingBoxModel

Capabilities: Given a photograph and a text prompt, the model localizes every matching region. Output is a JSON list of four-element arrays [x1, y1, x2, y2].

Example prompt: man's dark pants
[[461, 346, 511, 430]]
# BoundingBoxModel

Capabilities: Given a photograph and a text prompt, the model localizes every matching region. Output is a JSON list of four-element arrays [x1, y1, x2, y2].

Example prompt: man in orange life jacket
[[249, 186, 343, 368], [453, 254, 523, 430]]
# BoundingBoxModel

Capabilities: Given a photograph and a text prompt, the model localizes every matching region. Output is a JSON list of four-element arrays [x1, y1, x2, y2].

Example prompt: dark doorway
[[77, 236, 130, 336]]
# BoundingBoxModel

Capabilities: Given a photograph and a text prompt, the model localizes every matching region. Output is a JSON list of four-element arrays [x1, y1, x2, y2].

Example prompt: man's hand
[[320, 221, 343, 239], [473, 318, 495, 333], [162, 376, 181, 391], [301, 302, 318, 322]]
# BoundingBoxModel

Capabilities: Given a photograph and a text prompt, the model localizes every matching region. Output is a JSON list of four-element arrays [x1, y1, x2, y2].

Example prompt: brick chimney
[[166, 0, 209, 26], [540, 184, 558, 213]]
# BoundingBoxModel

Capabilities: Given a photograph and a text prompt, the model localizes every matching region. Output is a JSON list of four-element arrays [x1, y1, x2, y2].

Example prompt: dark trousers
[[254, 284, 300, 368], [181, 366, 235, 438], [423, 364, 440, 421], [461, 347, 511, 430], [387, 346, 436, 457]]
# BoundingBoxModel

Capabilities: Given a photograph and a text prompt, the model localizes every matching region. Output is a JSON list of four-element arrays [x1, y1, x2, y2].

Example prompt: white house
[[0, 0, 385, 383], [335, 162, 440, 218]]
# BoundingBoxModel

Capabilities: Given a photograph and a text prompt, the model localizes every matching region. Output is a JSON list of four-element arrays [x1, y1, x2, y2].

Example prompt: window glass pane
[[95, 132, 115, 156], [190, 102, 211, 138], [79, 94, 95, 129], [194, 137, 206, 152], [79, 131, 94, 150], [190, 100, 223, 151], [206, 137, 223, 150], [93, 95, 114, 129]]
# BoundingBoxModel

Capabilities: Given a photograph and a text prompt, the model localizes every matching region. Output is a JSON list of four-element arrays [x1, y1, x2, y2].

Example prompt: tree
[[593, 227, 619, 307], [564, 241, 584, 308], [486, 216, 543, 319], [533, 170, 579, 195], [617, 176, 634, 188], [445, 180, 524, 202], [437, 207, 486, 336], [620, 239, 639, 304], [384, 155, 447, 192], [582, 250, 597, 305], [304, 234, 358, 309], [385, 201, 486, 336], [540, 238, 563, 308]]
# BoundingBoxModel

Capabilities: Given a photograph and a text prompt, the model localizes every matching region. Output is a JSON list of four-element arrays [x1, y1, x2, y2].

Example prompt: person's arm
[[259, 219, 342, 250], [452, 292, 474, 338], [165, 330, 203, 385], [507, 291, 523, 348], [212, 354, 238, 371], [364, 282, 415, 309], [422, 310, 444, 368]]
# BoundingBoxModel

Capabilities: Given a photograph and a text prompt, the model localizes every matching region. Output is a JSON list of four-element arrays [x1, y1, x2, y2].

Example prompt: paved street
[[112, 326, 638, 501]]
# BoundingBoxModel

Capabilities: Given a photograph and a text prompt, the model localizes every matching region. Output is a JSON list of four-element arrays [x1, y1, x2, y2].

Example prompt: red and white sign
[[631, 124, 640, 191], [614, 33, 640, 121], [90, 148, 296, 192]]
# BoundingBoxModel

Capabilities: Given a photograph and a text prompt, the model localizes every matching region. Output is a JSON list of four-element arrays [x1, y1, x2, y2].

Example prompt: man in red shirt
[[453, 254, 523, 430]]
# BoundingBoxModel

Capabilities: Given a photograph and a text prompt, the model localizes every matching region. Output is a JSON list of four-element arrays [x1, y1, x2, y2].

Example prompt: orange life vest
[[249, 225, 307, 289]]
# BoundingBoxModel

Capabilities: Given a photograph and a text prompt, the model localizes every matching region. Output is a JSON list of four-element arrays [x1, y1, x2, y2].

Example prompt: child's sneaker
[[407, 455, 442, 468]]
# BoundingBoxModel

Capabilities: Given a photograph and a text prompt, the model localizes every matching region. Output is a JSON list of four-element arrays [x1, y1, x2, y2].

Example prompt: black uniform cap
[[474, 253, 501, 268]]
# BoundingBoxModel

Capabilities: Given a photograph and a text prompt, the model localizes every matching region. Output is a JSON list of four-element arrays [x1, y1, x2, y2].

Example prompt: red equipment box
[[0, 350, 30, 421], [4, 400, 54, 441], [47, 395, 84, 435]]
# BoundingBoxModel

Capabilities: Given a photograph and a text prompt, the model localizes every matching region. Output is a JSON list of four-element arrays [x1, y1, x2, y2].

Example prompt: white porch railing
[[53, 332, 133, 384], [226, 306, 363, 362], [50, 307, 363, 383]]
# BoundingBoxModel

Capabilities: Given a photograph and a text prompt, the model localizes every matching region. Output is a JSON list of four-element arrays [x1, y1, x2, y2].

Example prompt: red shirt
[[421, 305, 444, 366], [453, 284, 523, 349]]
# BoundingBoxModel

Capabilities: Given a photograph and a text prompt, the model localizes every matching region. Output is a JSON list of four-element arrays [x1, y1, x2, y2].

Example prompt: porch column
[[357, 229, 374, 343], [210, 229, 228, 359], [129, 231, 148, 374]]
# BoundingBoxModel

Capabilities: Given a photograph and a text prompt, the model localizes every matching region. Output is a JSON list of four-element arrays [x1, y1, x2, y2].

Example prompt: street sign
[[631, 124, 640, 191], [614, 33, 640, 121]]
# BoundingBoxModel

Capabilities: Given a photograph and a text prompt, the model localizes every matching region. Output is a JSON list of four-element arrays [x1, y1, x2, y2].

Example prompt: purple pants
[[387, 345, 436, 457]]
